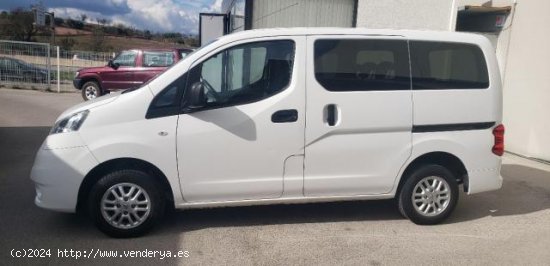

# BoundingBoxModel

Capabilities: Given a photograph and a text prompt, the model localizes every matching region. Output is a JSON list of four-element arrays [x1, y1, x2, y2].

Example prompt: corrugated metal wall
[[252, 0, 355, 29]]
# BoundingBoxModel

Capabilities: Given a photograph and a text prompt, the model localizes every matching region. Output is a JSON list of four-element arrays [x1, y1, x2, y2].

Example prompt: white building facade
[[214, 0, 550, 161]]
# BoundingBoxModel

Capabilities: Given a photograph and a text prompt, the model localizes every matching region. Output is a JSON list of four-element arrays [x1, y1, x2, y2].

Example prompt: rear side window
[[314, 39, 410, 91], [143, 51, 175, 67], [410, 41, 489, 89]]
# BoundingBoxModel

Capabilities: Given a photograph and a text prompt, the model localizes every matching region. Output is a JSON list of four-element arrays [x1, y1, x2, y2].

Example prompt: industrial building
[[199, 0, 550, 162]]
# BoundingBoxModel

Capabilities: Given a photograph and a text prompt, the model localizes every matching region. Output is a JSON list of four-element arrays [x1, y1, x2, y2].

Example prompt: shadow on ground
[[448, 163, 550, 223]]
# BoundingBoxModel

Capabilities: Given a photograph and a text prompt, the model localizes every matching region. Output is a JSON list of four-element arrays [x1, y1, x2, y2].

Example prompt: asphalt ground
[[1, 88, 550, 265]]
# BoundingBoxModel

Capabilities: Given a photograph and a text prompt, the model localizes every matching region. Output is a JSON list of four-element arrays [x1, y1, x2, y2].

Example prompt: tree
[[59, 37, 76, 50], [0, 8, 38, 42], [66, 18, 84, 29], [144, 30, 152, 40], [97, 18, 111, 27], [91, 28, 105, 51], [80, 14, 87, 22], [54, 17, 64, 26]]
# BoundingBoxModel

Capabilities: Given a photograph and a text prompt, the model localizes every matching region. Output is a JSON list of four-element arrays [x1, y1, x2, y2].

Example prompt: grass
[[36, 34, 191, 52], [53, 70, 76, 81]]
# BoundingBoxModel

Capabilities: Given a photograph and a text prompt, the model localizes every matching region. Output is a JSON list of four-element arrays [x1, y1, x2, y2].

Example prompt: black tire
[[81, 81, 102, 101], [398, 164, 459, 225], [88, 169, 165, 238]]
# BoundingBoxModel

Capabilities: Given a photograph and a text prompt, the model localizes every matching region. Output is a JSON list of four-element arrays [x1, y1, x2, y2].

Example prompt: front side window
[[410, 41, 489, 89], [314, 39, 410, 91], [113, 50, 138, 67], [143, 51, 175, 67], [186, 40, 295, 109], [146, 73, 187, 119]]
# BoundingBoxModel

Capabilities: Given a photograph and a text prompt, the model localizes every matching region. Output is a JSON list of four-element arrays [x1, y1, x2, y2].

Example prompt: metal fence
[[0, 40, 111, 92]]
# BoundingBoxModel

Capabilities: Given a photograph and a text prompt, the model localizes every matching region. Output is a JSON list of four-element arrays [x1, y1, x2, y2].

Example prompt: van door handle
[[326, 104, 338, 126], [271, 109, 298, 123]]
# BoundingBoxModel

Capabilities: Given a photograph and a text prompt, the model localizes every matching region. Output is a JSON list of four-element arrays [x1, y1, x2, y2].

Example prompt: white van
[[31, 28, 504, 237]]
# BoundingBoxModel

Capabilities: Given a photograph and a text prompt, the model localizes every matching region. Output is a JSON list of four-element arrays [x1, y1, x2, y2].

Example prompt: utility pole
[[46, 12, 55, 45]]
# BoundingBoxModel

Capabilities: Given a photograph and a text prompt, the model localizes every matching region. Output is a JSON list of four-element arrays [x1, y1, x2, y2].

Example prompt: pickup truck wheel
[[88, 169, 165, 238], [398, 165, 458, 225], [81, 81, 101, 101]]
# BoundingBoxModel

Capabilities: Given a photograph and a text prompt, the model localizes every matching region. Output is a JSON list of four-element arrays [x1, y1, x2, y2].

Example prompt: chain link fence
[[0, 40, 111, 92]]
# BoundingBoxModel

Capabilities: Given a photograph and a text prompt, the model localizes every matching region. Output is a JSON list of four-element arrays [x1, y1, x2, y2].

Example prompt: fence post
[[46, 43, 51, 89], [56, 46, 60, 93]]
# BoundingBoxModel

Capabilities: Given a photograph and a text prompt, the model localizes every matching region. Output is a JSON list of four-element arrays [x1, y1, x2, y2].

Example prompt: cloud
[[202, 0, 223, 13], [0, 0, 220, 34]]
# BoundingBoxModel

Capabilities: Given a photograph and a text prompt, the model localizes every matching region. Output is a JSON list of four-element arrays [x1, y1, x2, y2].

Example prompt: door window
[[187, 40, 295, 109], [113, 50, 137, 67]]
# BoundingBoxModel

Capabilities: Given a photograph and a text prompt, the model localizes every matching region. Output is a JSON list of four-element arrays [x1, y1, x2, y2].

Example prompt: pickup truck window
[[143, 51, 175, 67], [113, 50, 137, 67]]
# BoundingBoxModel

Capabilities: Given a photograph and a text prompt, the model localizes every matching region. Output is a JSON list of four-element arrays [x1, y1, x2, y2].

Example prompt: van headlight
[[75, 71, 80, 78], [50, 110, 89, 134]]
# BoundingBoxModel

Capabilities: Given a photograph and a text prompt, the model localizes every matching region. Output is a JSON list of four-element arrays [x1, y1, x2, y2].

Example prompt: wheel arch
[[396, 152, 468, 196], [76, 157, 175, 213], [79, 75, 102, 90]]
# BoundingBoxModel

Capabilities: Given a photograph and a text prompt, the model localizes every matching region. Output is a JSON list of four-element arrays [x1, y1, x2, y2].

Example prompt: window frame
[[180, 39, 296, 114]]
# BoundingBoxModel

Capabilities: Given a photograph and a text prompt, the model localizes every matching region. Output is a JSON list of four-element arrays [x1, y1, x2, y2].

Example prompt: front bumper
[[31, 138, 98, 212]]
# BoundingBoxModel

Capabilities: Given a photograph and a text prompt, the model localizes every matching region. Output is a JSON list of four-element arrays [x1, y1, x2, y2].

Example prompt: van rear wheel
[[88, 169, 165, 238], [398, 165, 458, 225]]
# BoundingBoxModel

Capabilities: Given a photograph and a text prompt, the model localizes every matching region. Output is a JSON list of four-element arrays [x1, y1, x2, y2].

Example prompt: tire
[[398, 164, 459, 225], [81, 81, 102, 101], [88, 169, 165, 238]]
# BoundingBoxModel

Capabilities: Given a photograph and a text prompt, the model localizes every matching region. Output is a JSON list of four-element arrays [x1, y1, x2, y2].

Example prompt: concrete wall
[[252, 0, 354, 29], [356, 0, 456, 30], [493, 0, 550, 161], [459, 0, 550, 161]]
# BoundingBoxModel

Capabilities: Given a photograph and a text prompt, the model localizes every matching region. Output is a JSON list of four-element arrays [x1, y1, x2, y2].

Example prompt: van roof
[[218, 27, 489, 44]]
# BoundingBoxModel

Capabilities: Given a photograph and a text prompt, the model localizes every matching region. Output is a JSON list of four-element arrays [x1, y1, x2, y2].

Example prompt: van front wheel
[[398, 165, 459, 225], [88, 170, 165, 237]]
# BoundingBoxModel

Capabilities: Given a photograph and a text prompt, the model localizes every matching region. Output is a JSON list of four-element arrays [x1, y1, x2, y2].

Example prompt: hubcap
[[84, 86, 98, 99], [412, 176, 451, 217], [101, 183, 151, 229]]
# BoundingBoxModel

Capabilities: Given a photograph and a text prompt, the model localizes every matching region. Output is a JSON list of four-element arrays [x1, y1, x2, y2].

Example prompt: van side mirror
[[108, 59, 119, 70], [187, 82, 206, 110]]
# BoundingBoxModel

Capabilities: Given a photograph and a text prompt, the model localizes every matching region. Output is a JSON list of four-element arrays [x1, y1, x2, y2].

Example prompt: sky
[[0, 0, 223, 34]]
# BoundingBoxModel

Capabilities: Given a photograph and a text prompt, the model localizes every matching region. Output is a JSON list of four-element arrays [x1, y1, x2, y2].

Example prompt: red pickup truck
[[74, 48, 193, 100]]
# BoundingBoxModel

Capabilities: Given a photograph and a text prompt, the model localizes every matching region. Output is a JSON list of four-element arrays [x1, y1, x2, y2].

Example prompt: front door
[[304, 35, 413, 196], [177, 37, 306, 202], [102, 50, 138, 90]]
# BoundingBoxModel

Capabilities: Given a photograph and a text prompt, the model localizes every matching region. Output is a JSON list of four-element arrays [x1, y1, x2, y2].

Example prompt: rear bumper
[[466, 166, 503, 194]]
